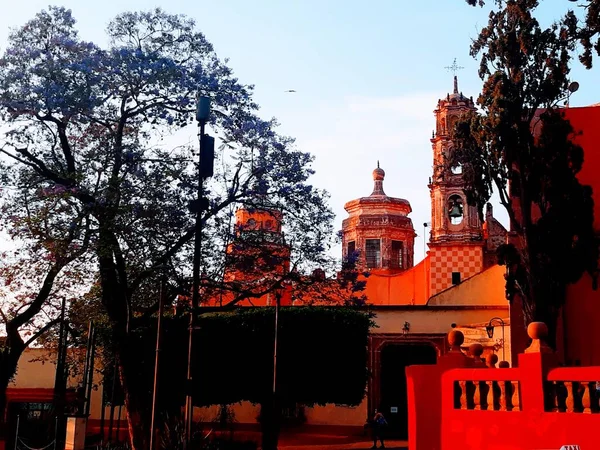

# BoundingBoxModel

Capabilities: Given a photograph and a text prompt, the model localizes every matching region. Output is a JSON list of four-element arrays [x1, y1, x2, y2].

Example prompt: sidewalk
[[280, 441, 408, 449]]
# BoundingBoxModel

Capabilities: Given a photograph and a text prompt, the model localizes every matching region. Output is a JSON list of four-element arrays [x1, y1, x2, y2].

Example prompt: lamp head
[[196, 96, 211, 123], [486, 325, 494, 339]]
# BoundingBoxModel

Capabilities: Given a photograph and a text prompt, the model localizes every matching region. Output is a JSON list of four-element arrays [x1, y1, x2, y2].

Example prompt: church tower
[[428, 76, 484, 295], [342, 163, 415, 272]]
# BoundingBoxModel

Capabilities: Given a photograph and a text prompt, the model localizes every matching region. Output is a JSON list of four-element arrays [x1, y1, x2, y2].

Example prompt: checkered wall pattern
[[429, 245, 483, 295]]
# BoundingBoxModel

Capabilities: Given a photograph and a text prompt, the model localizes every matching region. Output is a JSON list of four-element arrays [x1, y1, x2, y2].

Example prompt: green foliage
[[465, 1, 600, 68], [193, 307, 374, 407], [453, 0, 599, 335], [106, 307, 374, 416]]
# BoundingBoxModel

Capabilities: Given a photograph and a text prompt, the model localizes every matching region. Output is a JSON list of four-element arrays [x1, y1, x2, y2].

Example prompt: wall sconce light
[[402, 321, 410, 335]]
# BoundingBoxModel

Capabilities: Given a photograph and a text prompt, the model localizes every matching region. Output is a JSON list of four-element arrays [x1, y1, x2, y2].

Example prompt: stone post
[[518, 322, 558, 414]]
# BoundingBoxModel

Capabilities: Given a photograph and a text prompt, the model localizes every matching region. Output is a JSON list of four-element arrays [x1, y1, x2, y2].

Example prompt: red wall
[[562, 106, 600, 366], [440, 353, 600, 449]]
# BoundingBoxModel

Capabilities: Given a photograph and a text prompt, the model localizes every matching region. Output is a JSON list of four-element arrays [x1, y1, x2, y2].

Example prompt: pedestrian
[[371, 409, 387, 449]]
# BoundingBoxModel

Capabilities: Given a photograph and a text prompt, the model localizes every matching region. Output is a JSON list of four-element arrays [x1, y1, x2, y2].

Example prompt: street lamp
[[485, 317, 506, 362], [184, 95, 214, 448]]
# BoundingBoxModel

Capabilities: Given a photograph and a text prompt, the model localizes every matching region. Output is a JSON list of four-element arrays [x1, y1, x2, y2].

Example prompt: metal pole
[[53, 416, 58, 450], [489, 317, 506, 362], [150, 274, 166, 450], [53, 296, 67, 447], [108, 361, 118, 443], [501, 320, 506, 362], [273, 292, 280, 397], [116, 405, 122, 442], [185, 120, 206, 447], [81, 321, 93, 411], [13, 415, 19, 450], [85, 324, 96, 417]]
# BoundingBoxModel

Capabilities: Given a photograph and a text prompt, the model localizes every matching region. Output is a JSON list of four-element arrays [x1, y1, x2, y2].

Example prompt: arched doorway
[[379, 344, 437, 439]]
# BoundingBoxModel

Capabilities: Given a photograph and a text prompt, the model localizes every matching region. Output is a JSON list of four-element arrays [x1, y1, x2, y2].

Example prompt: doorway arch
[[372, 340, 439, 439]]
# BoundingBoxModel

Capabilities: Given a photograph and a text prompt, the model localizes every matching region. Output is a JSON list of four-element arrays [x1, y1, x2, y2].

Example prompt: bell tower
[[428, 75, 484, 295]]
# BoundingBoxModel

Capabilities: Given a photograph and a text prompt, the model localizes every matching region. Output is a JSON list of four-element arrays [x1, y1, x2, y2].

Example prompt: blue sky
[[2, 0, 598, 262]]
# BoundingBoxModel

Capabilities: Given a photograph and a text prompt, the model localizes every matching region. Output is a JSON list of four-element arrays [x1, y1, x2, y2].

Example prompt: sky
[[1, 0, 598, 263]]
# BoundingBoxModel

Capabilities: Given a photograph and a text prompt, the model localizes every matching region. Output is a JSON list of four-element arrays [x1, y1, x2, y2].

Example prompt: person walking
[[371, 409, 387, 449]]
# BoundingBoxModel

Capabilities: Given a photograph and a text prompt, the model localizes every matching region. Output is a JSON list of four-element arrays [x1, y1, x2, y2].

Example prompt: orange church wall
[[427, 265, 507, 307], [429, 245, 484, 296], [362, 256, 430, 305]]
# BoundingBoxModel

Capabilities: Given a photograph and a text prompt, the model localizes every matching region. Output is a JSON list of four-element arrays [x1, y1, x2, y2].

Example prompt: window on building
[[390, 240, 403, 269], [347, 241, 356, 258], [365, 239, 381, 269], [451, 164, 463, 175], [452, 272, 461, 285]]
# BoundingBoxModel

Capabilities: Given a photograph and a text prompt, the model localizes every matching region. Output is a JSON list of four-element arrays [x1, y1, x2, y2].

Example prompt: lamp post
[[270, 287, 284, 448], [150, 268, 166, 450], [485, 317, 506, 362], [184, 95, 213, 447]]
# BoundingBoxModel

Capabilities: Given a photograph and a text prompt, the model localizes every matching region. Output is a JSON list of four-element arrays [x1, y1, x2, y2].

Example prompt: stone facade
[[341, 163, 416, 272]]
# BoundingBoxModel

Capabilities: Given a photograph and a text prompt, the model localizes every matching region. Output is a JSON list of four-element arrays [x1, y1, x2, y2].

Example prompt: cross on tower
[[445, 58, 464, 76], [445, 58, 464, 94]]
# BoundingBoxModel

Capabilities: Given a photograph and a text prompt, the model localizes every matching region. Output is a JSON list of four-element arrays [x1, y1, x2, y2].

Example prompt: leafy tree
[[466, 0, 600, 68], [452, 0, 598, 346], [0, 179, 93, 435], [113, 307, 374, 450], [0, 7, 335, 449]]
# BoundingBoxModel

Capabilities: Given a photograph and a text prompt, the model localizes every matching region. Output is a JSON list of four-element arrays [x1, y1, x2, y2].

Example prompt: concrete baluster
[[499, 381, 507, 411], [582, 383, 591, 414], [511, 381, 521, 411], [565, 381, 575, 413], [459, 380, 467, 410], [485, 381, 494, 411]]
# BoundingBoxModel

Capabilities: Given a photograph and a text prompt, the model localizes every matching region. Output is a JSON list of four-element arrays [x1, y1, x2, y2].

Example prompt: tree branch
[[23, 318, 61, 347]]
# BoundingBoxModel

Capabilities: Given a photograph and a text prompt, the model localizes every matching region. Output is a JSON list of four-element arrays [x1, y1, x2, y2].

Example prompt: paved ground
[[209, 431, 408, 450], [280, 441, 408, 449], [212, 429, 408, 449]]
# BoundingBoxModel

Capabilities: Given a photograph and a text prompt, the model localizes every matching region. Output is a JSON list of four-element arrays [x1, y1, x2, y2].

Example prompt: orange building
[[195, 77, 512, 439]]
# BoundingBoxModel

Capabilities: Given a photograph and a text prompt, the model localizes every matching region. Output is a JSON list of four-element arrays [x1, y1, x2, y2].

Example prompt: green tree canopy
[[453, 0, 599, 344]]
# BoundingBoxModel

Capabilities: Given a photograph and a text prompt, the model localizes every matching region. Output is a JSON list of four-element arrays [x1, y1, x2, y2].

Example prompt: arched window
[[447, 195, 464, 225], [451, 164, 463, 175]]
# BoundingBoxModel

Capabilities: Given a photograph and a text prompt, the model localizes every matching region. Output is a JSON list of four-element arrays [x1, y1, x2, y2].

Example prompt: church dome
[[341, 162, 416, 272], [343, 163, 413, 217]]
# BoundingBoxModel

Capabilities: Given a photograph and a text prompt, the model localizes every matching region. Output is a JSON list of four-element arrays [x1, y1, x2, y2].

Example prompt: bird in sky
[[284, 89, 296, 93]]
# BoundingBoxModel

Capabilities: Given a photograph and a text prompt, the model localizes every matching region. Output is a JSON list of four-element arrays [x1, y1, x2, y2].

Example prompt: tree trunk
[[260, 398, 281, 450], [0, 342, 25, 440], [0, 372, 11, 441], [117, 338, 151, 450]]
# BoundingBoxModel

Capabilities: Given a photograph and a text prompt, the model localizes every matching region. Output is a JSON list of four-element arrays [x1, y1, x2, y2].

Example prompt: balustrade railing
[[546, 367, 600, 414], [452, 369, 521, 411]]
